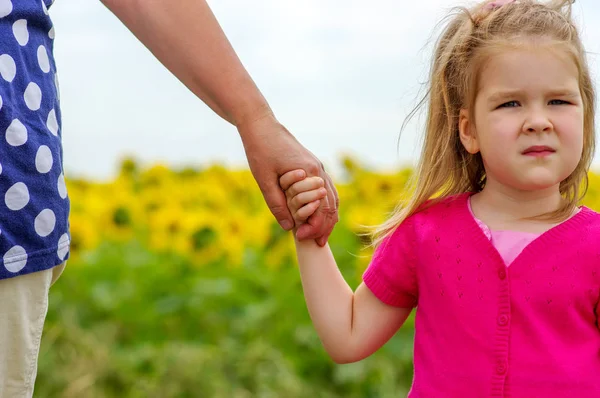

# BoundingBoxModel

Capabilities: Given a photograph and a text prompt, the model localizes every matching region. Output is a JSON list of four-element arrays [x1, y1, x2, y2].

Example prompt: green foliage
[[37, 238, 415, 397]]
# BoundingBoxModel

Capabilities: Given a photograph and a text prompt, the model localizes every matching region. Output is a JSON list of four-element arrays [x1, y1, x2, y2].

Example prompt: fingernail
[[280, 220, 293, 230]]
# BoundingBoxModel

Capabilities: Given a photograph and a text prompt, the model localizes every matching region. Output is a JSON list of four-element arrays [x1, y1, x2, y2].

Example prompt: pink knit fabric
[[467, 198, 581, 267], [363, 192, 600, 397]]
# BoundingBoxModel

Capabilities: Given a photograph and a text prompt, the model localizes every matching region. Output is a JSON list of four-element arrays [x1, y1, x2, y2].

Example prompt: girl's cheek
[[556, 116, 583, 145]]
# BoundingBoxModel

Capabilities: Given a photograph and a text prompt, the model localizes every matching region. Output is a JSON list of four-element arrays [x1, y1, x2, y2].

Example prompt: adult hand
[[238, 112, 339, 246]]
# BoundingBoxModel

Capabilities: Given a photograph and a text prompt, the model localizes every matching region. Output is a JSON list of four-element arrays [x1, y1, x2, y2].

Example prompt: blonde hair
[[372, 0, 595, 246]]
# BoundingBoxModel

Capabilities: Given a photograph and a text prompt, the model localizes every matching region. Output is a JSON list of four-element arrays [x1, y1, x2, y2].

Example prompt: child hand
[[280, 169, 327, 227]]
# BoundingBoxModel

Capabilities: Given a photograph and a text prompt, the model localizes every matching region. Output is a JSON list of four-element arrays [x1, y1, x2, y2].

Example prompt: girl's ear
[[458, 109, 480, 154]]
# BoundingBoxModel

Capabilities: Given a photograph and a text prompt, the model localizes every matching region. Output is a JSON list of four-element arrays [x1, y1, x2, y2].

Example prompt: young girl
[[280, 0, 600, 396]]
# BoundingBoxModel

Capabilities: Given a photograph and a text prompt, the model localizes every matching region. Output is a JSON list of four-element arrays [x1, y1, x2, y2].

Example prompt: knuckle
[[305, 162, 321, 176], [286, 186, 297, 198], [280, 180, 291, 192], [311, 177, 324, 188], [278, 174, 288, 186], [319, 199, 331, 210], [290, 196, 301, 210]]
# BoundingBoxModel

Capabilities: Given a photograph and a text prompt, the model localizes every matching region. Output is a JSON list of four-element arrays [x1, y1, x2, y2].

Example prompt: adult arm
[[99, 0, 338, 244]]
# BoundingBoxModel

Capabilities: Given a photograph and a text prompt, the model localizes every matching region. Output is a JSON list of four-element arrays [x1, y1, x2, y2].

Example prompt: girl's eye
[[497, 99, 571, 108], [498, 101, 519, 108], [549, 99, 569, 105]]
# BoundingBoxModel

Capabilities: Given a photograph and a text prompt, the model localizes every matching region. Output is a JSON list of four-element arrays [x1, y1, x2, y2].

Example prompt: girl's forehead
[[477, 48, 579, 95]]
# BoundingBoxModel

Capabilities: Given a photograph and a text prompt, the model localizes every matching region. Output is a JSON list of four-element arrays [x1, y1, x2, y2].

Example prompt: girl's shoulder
[[402, 193, 471, 240], [581, 205, 600, 217], [411, 192, 470, 220], [576, 205, 600, 231]]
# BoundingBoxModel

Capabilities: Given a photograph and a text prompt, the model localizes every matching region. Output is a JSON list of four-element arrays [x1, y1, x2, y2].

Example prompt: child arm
[[281, 170, 413, 363], [295, 240, 412, 363]]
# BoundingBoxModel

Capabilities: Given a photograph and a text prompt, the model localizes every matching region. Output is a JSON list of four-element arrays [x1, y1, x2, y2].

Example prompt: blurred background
[[37, 0, 600, 396]]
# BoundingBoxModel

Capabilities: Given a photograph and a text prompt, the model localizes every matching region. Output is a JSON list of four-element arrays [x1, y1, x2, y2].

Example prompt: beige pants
[[0, 262, 66, 398]]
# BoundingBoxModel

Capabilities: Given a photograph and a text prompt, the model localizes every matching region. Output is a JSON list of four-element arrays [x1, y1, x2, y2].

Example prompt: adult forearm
[[294, 238, 356, 361], [101, 0, 272, 129]]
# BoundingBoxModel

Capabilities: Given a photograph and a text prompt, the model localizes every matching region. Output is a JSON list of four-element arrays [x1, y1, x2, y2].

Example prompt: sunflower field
[[36, 157, 600, 397]]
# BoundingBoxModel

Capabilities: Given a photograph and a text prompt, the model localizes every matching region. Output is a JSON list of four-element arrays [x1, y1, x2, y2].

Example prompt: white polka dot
[[54, 72, 60, 101], [57, 233, 69, 260], [5, 182, 29, 210], [35, 209, 56, 237], [12, 19, 28, 46], [48, 26, 54, 39], [0, 94, 2, 111], [46, 109, 58, 136], [0, 163, 2, 175], [0, 54, 16, 82], [6, 119, 27, 146], [35, 145, 53, 173], [41, 0, 48, 15], [24, 82, 42, 110], [57, 173, 67, 199], [37, 45, 50, 73], [4, 246, 27, 273], [0, 0, 12, 18]]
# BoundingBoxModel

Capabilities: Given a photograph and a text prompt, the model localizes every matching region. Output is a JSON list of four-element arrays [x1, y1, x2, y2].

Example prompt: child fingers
[[289, 188, 327, 211], [280, 169, 306, 191], [295, 200, 321, 222], [285, 177, 325, 199]]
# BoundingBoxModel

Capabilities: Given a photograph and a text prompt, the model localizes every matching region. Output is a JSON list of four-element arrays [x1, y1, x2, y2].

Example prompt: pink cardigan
[[363, 192, 600, 397]]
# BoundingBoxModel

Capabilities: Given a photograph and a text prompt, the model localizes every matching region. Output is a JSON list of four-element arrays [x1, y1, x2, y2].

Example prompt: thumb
[[262, 180, 294, 230]]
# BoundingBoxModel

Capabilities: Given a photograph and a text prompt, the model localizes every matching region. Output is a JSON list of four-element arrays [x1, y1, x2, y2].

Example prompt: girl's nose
[[523, 111, 553, 133]]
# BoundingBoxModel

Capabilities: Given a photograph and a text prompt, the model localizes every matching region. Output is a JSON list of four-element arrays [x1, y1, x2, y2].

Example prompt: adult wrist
[[236, 106, 283, 141], [235, 101, 273, 126]]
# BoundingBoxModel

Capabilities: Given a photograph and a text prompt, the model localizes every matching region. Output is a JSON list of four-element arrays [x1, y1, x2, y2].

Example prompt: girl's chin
[[514, 176, 561, 191]]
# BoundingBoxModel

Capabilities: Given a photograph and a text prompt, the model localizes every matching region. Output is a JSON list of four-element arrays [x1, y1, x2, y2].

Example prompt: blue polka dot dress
[[0, 0, 70, 279]]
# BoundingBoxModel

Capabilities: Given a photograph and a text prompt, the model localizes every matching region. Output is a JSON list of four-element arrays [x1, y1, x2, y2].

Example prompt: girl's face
[[459, 47, 584, 193]]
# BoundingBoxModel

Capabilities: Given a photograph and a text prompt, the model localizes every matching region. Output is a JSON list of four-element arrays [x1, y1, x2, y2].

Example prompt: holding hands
[[280, 170, 328, 232], [240, 117, 339, 246]]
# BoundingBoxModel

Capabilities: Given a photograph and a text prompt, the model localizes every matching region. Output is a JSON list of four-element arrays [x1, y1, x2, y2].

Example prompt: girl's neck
[[470, 181, 568, 232]]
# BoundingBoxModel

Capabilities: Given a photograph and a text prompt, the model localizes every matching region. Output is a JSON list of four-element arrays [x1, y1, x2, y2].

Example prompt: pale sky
[[50, 0, 600, 180]]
